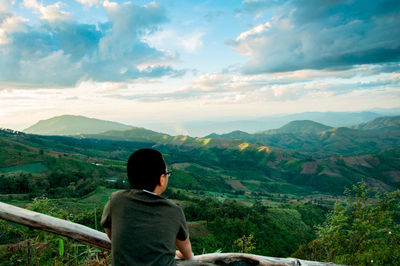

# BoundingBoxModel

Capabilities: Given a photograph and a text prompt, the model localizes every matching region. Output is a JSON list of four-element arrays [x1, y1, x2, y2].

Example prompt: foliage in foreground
[[183, 198, 327, 257], [293, 181, 400, 265], [0, 198, 109, 265], [1, 194, 328, 264]]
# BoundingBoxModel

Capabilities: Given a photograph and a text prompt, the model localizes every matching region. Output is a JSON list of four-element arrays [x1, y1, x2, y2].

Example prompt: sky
[[0, 0, 399, 130]]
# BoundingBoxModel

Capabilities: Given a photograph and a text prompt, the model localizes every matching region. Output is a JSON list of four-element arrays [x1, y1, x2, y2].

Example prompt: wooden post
[[241, 235, 246, 253], [0, 202, 111, 250], [27, 238, 31, 265], [94, 207, 97, 231]]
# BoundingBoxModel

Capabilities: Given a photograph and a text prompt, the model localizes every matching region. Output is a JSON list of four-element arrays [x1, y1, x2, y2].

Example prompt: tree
[[293, 181, 400, 265], [234, 234, 256, 253]]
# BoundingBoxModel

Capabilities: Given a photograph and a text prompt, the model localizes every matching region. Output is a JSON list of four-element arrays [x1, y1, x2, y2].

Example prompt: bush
[[293, 181, 400, 265]]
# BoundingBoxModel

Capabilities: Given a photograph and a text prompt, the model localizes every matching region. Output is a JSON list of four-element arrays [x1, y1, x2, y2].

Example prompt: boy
[[101, 148, 193, 265]]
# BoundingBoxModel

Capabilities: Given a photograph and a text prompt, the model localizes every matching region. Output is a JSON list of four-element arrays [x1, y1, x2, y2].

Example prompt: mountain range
[[207, 116, 400, 157], [139, 111, 397, 136], [22, 114, 400, 158], [2, 114, 397, 195]]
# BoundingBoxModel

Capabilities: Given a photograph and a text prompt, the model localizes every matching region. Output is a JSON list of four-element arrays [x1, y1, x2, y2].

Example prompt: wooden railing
[[0, 202, 336, 265], [0, 201, 111, 249]]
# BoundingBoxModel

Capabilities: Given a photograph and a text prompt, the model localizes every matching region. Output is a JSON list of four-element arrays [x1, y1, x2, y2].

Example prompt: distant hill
[[87, 127, 254, 151], [261, 120, 332, 135], [86, 127, 169, 143], [141, 111, 383, 136], [23, 111, 388, 137], [207, 116, 400, 157], [207, 121, 331, 139], [266, 111, 382, 128], [22, 114, 400, 159], [207, 130, 251, 140], [24, 115, 133, 136], [350, 116, 400, 131]]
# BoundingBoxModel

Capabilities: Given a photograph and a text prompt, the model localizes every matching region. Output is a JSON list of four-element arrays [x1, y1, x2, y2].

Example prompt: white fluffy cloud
[[0, 0, 181, 88], [0, 12, 27, 45], [144, 29, 204, 53], [23, 0, 72, 22], [75, 0, 102, 7]]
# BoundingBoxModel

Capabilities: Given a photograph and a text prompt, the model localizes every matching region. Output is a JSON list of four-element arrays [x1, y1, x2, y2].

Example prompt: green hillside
[[4, 128, 399, 196], [10, 113, 400, 195], [207, 130, 252, 140], [1, 124, 400, 264], [262, 120, 332, 135], [23, 115, 132, 136], [208, 117, 400, 157], [350, 115, 400, 131], [206, 120, 331, 140], [87, 127, 170, 142], [0, 130, 125, 199]]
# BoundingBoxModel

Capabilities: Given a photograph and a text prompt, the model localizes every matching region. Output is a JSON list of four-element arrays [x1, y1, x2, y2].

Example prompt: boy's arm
[[175, 235, 193, 260], [101, 200, 112, 240], [104, 227, 112, 240]]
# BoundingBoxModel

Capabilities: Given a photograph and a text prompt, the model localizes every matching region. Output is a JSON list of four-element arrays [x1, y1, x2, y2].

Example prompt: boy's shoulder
[[106, 189, 127, 203], [109, 189, 128, 199], [109, 189, 182, 210]]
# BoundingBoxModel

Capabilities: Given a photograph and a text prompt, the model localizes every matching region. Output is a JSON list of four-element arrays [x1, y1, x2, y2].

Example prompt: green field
[[78, 187, 117, 207], [0, 162, 47, 173], [47, 187, 118, 213]]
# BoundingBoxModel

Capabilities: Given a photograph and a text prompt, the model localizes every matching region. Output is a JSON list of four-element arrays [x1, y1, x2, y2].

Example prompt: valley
[[1, 114, 400, 264]]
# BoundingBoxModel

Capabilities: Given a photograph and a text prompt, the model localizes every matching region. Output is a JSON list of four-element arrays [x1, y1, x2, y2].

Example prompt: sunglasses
[[165, 170, 172, 177]]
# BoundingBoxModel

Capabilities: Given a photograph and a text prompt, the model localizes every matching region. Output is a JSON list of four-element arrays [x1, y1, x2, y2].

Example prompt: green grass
[[79, 186, 118, 206], [47, 187, 119, 212], [1, 195, 31, 206], [8, 187, 120, 214], [268, 208, 310, 234], [0, 162, 47, 173], [242, 180, 261, 191]]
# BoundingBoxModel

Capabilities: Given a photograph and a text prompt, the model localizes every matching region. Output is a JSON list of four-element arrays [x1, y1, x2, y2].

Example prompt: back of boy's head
[[127, 148, 166, 192]]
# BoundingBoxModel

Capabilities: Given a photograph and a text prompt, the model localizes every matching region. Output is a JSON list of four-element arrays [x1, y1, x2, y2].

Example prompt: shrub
[[293, 181, 400, 265]]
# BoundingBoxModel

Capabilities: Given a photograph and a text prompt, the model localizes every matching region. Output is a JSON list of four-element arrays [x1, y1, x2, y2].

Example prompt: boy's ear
[[159, 174, 165, 186]]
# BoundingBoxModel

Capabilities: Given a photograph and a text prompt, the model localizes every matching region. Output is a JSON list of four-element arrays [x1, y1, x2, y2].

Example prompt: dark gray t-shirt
[[101, 189, 188, 266]]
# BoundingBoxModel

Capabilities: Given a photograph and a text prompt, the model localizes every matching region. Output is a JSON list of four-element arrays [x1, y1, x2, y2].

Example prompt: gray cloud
[[231, 0, 400, 74], [0, 2, 181, 88]]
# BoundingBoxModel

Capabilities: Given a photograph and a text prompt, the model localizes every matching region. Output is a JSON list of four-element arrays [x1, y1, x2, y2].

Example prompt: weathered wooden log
[[177, 253, 339, 265], [0, 201, 111, 250], [177, 253, 298, 265], [0, 202, 338, 265]]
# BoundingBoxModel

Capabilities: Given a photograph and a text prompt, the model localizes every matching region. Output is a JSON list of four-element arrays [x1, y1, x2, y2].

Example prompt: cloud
[[144, 29, 204, 53], [75, 0, 102, 7], [116, 67, 400, 103], [0, 12, 27, 45], [180, 31, 204, 53], [231, 0, 400, 74], [190, 73, 231, 91], [105, 72, 309, 103], [23, 0, 72, 22], [65, 96, 79, 100], [357, 73, 400, 89], [357, 63, 400, 77], [0, 0, 180, 88], [0, 0, 16, 12]]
